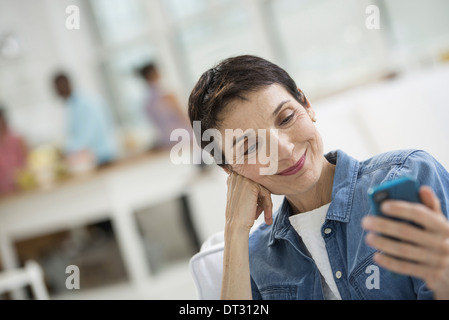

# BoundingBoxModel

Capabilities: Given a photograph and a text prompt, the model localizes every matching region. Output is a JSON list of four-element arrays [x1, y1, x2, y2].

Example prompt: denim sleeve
[[398, 150, 449, 299]]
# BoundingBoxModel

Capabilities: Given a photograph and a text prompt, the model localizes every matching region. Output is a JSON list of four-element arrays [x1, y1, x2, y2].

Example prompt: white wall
[[315, 62, 449, 169], [0, 0, 104, 147]]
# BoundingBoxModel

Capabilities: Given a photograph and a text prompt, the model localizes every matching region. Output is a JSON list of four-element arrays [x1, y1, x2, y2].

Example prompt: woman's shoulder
[[358, 149, 436, 174], [355, 149, 449, 195]]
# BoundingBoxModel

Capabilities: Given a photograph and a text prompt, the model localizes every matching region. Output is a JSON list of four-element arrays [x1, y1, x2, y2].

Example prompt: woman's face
[[218, 83, 327, 197]]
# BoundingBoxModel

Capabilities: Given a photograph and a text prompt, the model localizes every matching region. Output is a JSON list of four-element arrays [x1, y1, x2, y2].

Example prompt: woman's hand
[[221, 172, 273, 300], [225, 171, 273, 233], [362, 186, 449, 300]]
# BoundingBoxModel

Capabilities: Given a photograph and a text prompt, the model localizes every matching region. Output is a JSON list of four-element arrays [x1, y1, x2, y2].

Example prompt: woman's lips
[[277, 151, 307, 176]]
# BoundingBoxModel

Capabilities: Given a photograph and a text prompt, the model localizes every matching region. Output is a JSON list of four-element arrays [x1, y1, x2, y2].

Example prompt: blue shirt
[[65, 91, 118, 165], [249, 149, 449, 300]]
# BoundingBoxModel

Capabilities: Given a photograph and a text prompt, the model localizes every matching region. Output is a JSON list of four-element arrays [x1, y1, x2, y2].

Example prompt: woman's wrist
[[222, 219, 252, 300], [224, 219, 252, 239]]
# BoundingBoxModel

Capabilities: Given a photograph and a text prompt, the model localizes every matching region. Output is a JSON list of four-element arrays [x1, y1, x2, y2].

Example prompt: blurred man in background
[[0, 107, 28, 194], [52, 72, 119, 170]]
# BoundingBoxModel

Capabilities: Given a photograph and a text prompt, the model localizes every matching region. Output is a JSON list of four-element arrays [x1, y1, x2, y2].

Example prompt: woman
[[188, 55, 449, 300]]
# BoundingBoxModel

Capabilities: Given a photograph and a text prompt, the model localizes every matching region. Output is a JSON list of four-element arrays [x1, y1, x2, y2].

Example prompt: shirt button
[[324, 228, 332, 235], [335, 271, 342, 279]]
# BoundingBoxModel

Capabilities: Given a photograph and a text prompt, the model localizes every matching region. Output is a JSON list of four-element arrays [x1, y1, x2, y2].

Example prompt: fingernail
[[362, 216, 372, 229], [380, 201, 391, 212], [365, 232, 374, 245]]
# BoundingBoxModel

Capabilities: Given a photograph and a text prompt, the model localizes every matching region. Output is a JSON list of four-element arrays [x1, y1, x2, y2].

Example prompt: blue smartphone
[[367, 176, 423, 271], [368, 176, 422, 224]]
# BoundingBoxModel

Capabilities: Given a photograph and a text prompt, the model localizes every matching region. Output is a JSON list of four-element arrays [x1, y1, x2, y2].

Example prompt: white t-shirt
[[288, 203, 342, 300]]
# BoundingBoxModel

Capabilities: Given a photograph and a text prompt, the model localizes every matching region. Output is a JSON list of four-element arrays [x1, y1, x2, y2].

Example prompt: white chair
[[0, 260, 50, 300], [189, 231, 224, 300]]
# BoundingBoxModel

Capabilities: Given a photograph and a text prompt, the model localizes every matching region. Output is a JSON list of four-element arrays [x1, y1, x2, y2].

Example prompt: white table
[[0, 149, 200, 298]]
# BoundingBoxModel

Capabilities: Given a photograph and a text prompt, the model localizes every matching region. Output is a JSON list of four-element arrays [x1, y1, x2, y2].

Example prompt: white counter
[[0, 149, 202, 299]]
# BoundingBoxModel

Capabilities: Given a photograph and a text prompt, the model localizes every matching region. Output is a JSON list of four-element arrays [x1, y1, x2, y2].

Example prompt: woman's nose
[[277, 132, 295, 160], [266, 130, 294, 161]]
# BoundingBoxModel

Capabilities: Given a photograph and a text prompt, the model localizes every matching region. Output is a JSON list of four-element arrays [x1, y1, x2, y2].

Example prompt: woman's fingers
[[365, 232, 448, 267], [372, 251, 434, 280], [379, 199, 449, 237], [363, 209, 449, 258], [226, 171, 273, 229], [363, 215, 439, 248], [363, 185, 449, 297], [420, 185, 442, 215], [258, 186, 273, 225]]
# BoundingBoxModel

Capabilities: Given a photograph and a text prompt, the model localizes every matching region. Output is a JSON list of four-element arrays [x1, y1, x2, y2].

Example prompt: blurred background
[[0, 0, 448, 300]]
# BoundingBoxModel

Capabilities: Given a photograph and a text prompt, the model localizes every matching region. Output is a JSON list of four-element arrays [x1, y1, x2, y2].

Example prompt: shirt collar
[[269, 149, 360, 245]]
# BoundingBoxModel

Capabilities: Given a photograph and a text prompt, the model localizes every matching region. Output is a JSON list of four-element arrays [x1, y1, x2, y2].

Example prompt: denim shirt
[[249, 149, 449, 300]]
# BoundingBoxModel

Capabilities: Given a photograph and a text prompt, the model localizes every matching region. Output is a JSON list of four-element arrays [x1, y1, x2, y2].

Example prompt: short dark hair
[[187, 54, 308, 167], [137, 63, 157, 80], [52, 72, 70, 84]]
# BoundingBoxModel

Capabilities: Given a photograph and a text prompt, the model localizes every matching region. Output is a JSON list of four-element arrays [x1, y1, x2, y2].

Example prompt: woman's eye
[[280, 113, 295, 126], [244, 143, 257, 155]]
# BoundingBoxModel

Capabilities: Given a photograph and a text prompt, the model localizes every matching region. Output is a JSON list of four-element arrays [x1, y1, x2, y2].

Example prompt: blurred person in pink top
[[137, 63, 192, 149], [0, 107, 28, 194]]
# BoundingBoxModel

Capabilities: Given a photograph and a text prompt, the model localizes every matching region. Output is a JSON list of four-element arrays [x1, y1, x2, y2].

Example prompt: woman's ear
[[298, 88, 316, 122], [308, 108, 317, 122]]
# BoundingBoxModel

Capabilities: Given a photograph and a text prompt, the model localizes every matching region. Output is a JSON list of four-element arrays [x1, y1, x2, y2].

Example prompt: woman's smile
[[277, 149, 307, 176]]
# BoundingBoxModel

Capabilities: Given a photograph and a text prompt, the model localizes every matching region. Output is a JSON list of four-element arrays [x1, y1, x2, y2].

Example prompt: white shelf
[[51, 260, 198, 300]]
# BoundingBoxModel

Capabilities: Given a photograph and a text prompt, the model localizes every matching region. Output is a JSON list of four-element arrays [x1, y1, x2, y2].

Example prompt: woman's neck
[[286, 158, 336, 214]]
